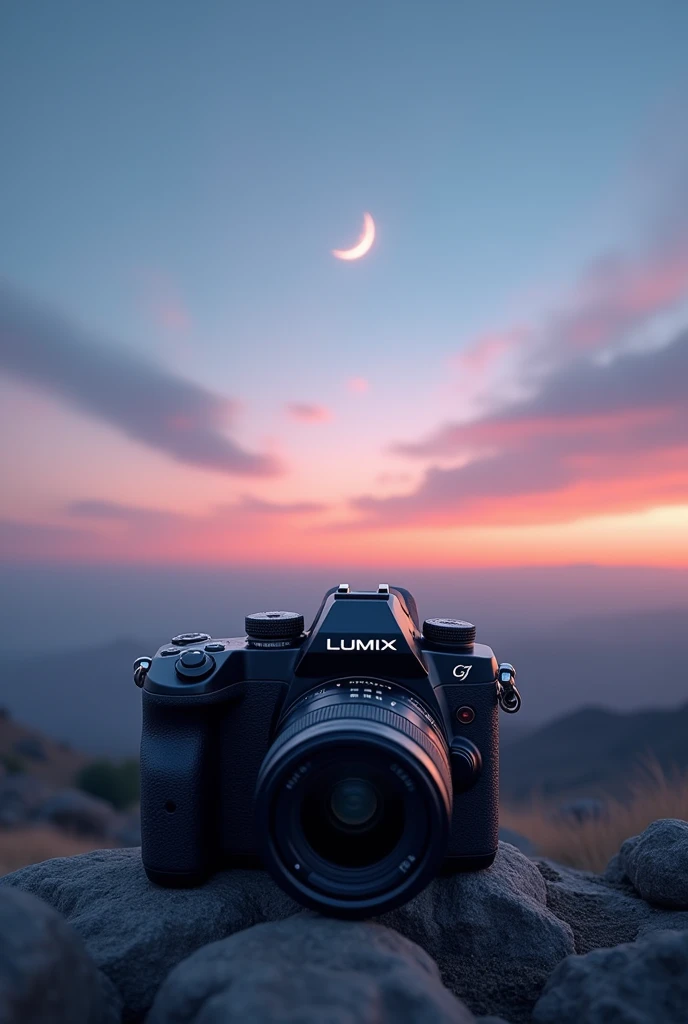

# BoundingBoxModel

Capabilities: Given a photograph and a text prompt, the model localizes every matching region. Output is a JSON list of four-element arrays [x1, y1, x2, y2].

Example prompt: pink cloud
[[561, 242, 688, 350], [450, 231, 688, 394], [454, 328, 529, 374], [286, 402, 333, 423], [348, 376, 369, 393], [355, 326, 688, 528], [139, 271, 192, 334], [155, 299, 190, 333]]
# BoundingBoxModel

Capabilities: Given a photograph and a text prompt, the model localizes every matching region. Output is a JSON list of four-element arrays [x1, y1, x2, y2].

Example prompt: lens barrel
[[254, 679, 452, 917]]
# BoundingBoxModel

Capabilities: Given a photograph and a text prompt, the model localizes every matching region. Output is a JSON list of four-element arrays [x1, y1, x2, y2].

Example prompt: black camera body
[[136, 584, 520, 917]]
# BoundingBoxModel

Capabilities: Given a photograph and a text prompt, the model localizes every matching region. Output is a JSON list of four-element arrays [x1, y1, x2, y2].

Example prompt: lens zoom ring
[[274, 702, 451, 792]]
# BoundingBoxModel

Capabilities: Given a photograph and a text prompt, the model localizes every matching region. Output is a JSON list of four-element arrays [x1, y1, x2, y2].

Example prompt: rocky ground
[[0, 818, 687, 1023], [0, 772, 140, 852]]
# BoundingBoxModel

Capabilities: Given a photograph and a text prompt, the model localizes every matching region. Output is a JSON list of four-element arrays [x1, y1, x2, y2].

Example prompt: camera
[[134, 584, 521, 917]]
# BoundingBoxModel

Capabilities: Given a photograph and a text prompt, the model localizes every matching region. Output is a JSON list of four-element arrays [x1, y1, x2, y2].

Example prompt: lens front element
[[254, 679, 452, 917], [329, 777, 379, 828]]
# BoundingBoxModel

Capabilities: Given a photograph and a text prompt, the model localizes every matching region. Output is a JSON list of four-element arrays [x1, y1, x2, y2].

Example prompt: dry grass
[[0, 827, 115, 876], [501, 762, 688, 872]]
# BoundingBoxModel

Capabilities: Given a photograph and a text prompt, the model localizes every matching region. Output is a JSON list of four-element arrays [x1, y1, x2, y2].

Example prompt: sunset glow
[[2, 8, 688, 579]]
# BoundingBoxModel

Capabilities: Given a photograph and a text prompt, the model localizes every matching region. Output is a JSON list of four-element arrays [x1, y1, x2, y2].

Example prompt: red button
[[456, 706, 475, 724]]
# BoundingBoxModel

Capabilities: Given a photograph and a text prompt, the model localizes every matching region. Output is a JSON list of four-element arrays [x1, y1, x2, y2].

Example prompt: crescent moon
[[332, 212, 376, 261]]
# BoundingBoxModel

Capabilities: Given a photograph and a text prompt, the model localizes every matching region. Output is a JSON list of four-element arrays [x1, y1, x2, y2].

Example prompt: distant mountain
[[0, 709, 91, 786], [0, 639, 148, 756], [496, 608, 687, 727], [500, 701, 688, 803], [0, 606, 685, 759]]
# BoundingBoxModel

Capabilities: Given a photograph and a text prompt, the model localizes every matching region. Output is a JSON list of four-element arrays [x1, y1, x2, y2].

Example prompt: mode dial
[[245, 610, 304, 642], [171, 632, 211, 647], [422, 618, 476, 646]]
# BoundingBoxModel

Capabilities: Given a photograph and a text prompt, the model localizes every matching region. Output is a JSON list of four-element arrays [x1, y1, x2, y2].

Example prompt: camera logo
[[452, 665, 472, 680], [326, 638, 398, 651]]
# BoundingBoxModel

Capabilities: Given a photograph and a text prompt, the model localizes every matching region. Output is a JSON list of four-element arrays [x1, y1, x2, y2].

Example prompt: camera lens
[[254, 679, 452, 917], [329, 778, 378, 828]]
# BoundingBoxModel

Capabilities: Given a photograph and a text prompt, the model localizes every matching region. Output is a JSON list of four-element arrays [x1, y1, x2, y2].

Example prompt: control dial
[[175, 648, 215, 681], [422, 618, 476, 646], [450, 737, 482, 792], [171, 632, 211, 647], [245, 610, 304, 643]]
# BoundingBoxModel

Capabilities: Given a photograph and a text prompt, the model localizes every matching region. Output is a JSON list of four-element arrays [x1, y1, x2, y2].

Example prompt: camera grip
[[140, 691, 216, 886]]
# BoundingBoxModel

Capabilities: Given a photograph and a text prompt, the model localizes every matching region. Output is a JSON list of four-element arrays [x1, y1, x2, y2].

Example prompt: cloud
[[138, 270, 192, 334], [0, 519, 100, 561], [372, 193, 688, 532], [554, 242, 688, 352], [354, 328, 688, 527], [454, 328, 529, 375], [347, 376, 369, 393], [0, 496, 329, 561], [12, 495, 329, 561], [235, 496, 328, 515], [69, 496, 327, 523], [285, 402, 332, 423], [0, 281, 279, 476], [154, 300, 190, 333], [451, 222, 688, 413]]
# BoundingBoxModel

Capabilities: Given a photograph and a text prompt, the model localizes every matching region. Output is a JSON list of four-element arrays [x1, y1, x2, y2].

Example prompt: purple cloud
[[0, 281, 279, 477], [354, 329, 688, 526]]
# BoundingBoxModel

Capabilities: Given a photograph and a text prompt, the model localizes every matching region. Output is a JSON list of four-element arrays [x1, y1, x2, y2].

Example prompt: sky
[[1, 1, 688, 571]]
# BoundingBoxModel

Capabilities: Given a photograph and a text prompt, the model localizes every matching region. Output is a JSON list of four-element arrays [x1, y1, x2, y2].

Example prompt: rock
[[637, 911, 688, 938], [0, 847, 301, 1022], [556, 797, 606, 823], [147, 916, 473, 1024], [0, 843, 571, 1023], [498, 827, 535, 856], [534, 858, 651, 952], [0, 885, 121, 1024], [616, 818, 688, 909], [33, 787, 120, 838], [378, 842, 575, 1022], [13, 736, 48, 761], [601, 850, 627, 885], [533, 929, 688, 1023], [0, 773, 53, 827]]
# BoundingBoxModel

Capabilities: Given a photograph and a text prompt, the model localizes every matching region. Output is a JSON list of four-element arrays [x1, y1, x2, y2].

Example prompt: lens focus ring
[[270, 700, 451, 796]]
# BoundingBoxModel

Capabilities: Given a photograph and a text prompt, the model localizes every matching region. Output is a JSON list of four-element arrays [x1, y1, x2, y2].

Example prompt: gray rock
[[534, 858, 651, 952], [498, 827, 535, 856], [637, 911, 688, 937], [0, 885, 121, 1024], [617, 818, 688, 909], [33, 787, 120, 838], [602, 850, 627, 885], [533, 929, 688, 1024], [0, 847, 301, 1022], [0, 842, 572, 1023], [378, 842, 575, 1022], [148, 916, 472, 1024]]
